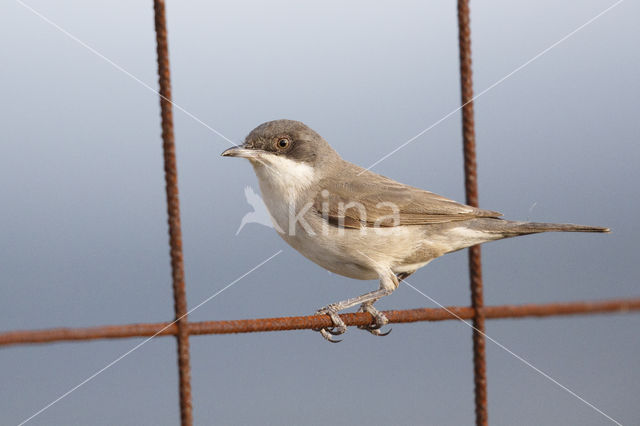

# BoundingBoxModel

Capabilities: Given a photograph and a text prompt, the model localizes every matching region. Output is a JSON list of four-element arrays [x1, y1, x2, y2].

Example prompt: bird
[[222, 119, 609, 342]]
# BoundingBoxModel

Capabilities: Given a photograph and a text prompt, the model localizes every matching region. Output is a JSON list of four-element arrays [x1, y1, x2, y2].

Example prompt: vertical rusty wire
[[457, 0, 488, 425], [153, 1, 193, 425]]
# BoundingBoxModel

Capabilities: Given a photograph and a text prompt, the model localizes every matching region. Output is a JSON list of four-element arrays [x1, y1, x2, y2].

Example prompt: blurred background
[[1, 0, 638, 424]]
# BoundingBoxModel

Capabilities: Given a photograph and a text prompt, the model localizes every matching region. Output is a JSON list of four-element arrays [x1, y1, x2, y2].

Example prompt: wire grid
[[2, 1, 639, 425]]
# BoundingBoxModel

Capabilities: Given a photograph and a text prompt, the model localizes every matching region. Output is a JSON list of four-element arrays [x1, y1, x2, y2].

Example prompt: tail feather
[[506, 221, 610, 234], [469, 219, 610, 236]]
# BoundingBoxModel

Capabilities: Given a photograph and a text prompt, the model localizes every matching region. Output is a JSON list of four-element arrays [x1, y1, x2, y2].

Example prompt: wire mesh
[[457, 0, 489, 423], [1, 298, 638, 347], [153, 0, 192, 423], [2, 2, 637, 426]]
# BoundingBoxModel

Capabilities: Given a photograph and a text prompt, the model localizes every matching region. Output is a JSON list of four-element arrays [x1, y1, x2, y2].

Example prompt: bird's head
[[221, 119, 338, 169]]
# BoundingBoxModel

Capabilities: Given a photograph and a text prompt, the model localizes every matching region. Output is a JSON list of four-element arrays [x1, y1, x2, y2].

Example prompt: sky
[[1, 0, 639, 425]]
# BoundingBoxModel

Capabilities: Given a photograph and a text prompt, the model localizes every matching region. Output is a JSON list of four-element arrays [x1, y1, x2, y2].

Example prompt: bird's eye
[[276, 138, 290, 149]]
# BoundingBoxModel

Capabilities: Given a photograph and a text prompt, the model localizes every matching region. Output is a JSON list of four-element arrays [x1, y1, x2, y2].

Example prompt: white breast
[[250, 156, 316, 232]]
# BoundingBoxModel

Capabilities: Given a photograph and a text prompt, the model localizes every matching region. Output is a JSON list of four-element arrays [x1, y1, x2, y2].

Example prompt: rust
[[457, 0, 488, 424], [153, 1, 193, 424], [1, 298, 638, 346], [2, 4, 634, 425]]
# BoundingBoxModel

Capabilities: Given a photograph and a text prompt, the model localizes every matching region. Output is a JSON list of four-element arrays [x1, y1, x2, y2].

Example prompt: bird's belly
[[281, 229, 380, 280], [253, 190, 371, 278], [276, 214, 437, 280]]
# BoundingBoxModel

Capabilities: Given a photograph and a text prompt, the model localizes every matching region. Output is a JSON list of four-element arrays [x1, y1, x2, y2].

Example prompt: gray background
[[1, 0, 639, 425]]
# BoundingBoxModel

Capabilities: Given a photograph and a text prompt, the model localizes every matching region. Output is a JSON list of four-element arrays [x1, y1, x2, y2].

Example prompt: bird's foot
[[358, 303, 392, 337], [314, 304, 347, 343]]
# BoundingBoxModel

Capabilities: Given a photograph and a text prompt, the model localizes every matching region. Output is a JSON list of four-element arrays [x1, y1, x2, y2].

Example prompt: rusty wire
[[457, 0, 488, 424], [0, 298, 638, 347], [2, 2, 638, 426], [152, 1, 193, 424]]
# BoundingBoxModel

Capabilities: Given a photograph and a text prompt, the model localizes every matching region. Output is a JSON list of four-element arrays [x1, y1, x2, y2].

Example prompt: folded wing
[[313, 166, 501, 229]]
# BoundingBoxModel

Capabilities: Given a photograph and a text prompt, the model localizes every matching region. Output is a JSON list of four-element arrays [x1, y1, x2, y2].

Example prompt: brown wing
[[313, 165, 501, 229]]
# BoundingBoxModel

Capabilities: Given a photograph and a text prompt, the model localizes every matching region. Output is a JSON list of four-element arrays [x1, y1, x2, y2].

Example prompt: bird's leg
[[315, 271, 398, 342], [358, 271, 414, 336]]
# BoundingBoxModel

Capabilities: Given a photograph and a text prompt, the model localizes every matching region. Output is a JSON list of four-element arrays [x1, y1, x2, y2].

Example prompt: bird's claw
[[315, 305, 347, 343], [369, 327, 392, 336], [324, 327, 344, 336], [318, 329, 343, 343], [363, 321, 383, 330], [358, 304, 391, 337]]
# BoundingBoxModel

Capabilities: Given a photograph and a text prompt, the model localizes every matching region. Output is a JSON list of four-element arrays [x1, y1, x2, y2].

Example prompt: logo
[[235, 186, 401, 236], [236, 186, 282, 235]]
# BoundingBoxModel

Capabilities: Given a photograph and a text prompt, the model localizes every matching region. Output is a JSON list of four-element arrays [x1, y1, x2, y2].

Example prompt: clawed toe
[[363, 321, 383, 330], [325, 327, 344, 336], [315, 306, 347, 342], [313, 301, 393, 341], [318, 328, 343, 343], [369, 327, 392, 336], [358, 304, 391, 337]]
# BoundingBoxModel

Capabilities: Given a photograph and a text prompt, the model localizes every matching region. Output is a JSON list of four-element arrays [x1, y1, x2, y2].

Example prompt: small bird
[[222, 119, 609, 342]]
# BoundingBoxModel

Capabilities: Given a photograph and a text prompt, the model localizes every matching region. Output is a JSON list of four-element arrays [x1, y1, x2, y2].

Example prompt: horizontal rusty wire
[[1, 298, 638, 347]]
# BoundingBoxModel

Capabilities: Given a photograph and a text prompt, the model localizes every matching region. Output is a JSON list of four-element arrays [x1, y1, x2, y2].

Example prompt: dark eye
[[276, 138, 290, 149]]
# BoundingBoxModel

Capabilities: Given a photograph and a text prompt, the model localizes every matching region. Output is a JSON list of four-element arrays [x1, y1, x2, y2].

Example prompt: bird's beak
[[221, 146, 260, 159]]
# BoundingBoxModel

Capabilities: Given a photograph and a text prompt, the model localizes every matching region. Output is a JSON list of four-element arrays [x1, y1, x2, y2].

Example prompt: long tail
[[469, 218, 610, 237]]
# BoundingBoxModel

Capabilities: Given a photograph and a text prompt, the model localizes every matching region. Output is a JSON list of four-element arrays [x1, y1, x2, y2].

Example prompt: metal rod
[[152, 1, 193, 424], [457, 0, 488, 424], [2, 298, 638, 346]]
